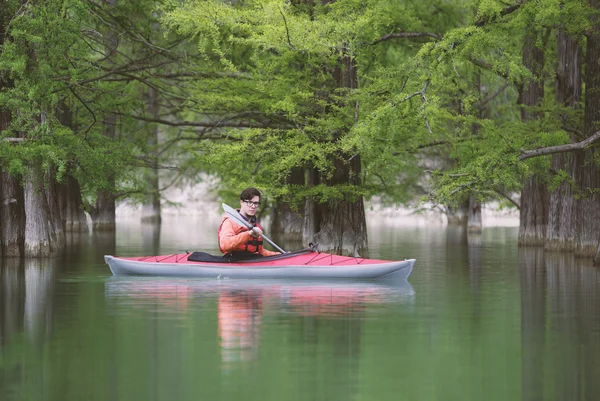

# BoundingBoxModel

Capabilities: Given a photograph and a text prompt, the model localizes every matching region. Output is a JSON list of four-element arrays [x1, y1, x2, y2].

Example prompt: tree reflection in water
[[520, 248, 600, 401]]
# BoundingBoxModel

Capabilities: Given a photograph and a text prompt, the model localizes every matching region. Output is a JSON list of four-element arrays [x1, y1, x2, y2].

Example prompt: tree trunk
[[271, 168, 304, 243], [0, 170, 25, 256], [305, 42, 367, 256], [519, 30, 549, 246], [45, 167, 66, 249], [0, 8, 24, 256], [141, 86, 161, 224], [56, 101, 88, 232], [312, 196, 367, 257], [92, 187, 116, 232], [293, 41, 368, 255], [92, 113, 117, 231], [312, 147, 368, 256], [467, 69, 483, 233], [303, 166, 319, 246], [467, 194, 482, 232], [546, 30, 582, 251], [23, 166, 54, 257], [446, 203, 469, 226], [61, 175, 89, 232], [575, 2, 600, 260], [519, 177, 549, 246], [92, 0, 118, 231]]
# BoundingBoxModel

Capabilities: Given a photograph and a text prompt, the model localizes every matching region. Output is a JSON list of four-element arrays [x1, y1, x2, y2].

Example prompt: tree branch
[[493, 188, 520, 209], [121, 114, 290, 130], [476, 82, 509, 108], [474, 1, 525, 27], [373, 32, 442, 44], [518, 131, 600, 161], [279, 7, 294, 49], [469, 57, 510, 80]]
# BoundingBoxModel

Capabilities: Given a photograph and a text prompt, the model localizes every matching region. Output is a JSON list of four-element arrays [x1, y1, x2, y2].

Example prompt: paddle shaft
[[222, 203, 287, 253]]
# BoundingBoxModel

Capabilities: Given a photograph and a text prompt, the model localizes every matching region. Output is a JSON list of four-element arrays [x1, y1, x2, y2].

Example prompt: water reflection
[[4, 223, 600, 401], [105, 277, 415, 371], [218, 289, 263, 365], [520, 248, 600, 401], [0, 257, 56, 399], [0, 258, 56, 346]]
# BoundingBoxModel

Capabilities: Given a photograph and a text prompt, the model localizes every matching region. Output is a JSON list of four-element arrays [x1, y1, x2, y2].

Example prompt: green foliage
[[3, 0, 596, 214], [161, 0, 475, 206], [0, 0, 194, 203]]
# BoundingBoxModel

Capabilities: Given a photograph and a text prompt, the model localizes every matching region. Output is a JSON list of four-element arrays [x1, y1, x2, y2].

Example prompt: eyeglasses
[[243, 200, 260, 207]]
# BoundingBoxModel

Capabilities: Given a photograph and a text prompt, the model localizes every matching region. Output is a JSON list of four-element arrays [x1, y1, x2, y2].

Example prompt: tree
[[161, 0, 469, 254], [394, 0, 600, 263], [0, 0, 192, 254]]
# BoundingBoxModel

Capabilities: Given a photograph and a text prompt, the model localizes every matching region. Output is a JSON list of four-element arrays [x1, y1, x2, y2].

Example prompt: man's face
[[240, 195, 260, 217]]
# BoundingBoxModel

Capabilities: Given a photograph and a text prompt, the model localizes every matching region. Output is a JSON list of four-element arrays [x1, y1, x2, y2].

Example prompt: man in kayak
[[218, 187, 281, 259]]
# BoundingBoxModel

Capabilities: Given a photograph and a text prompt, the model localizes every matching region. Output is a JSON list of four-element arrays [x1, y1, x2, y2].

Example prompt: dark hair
[[240, 187, 261, 201]]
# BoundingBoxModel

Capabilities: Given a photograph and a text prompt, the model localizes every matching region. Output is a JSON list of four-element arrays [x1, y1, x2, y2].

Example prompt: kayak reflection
[[105, 278, 415, 366]]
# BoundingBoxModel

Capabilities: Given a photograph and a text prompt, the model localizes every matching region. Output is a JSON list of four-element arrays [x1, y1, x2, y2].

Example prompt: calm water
[[1, 217, 600, 401]]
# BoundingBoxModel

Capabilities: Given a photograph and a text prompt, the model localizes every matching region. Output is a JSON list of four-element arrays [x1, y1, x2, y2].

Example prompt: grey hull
[[104, 256, 416, 280]]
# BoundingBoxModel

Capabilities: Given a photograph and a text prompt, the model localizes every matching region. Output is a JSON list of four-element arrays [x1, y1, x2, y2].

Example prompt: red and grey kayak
[[104, 249, 416, 280]]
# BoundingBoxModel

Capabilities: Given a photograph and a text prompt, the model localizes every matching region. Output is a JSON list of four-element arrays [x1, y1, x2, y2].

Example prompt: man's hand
[[250, 227, 263, 238]]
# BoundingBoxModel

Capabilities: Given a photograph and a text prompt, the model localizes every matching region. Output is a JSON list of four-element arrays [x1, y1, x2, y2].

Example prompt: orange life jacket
[[217, 213, 266, 254]]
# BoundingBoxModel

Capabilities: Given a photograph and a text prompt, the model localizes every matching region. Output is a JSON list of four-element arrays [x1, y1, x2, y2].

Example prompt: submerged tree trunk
[[60, 175, 88, 232], [0, 171, 25, 257], [92, 0, 118, 231], [446, 199, 469, 226], [0, 10, 24, 256], [467, 195, 482, 232], [46, 168, 66, 249], [312, 196, 367, 257], [56, 102, 88, 233], [546, 30, 582, 251], [519, 177, 549, 246], [23, 166, 54, 257], [92, 187, 116, 232], [271, 168, 304, 243], [305, 44, 367, 256], [92, 113, 117, 231], [311, 147, 368, 256], [519, 30, 549, 246], [302, 166, 319, 246], [467, 69, 483, 233], [141, 86, 161, 224], [575, 4, 600, 261]]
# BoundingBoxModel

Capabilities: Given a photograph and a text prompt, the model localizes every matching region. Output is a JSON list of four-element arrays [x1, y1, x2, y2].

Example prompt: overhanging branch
[[374, 32, 442, 44], [474, 1, 525, 27], [518, 131, 600, 161], [122, 114, 291, 130]]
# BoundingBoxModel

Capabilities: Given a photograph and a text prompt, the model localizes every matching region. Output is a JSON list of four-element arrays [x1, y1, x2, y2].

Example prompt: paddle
[[222, 203, 287, 253]]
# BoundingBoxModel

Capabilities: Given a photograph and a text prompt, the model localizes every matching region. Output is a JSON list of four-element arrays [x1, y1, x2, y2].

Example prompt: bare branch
[[1, 138, 25, 142], [493, 189, 520, 209], [469, 57, 510, 80], [474, 1, 525, 27], [374, 32, 442, 44], [518, 131, 600, 161], [279, 7, 294, 49], [120, 114, 290, 130], [69, 87, 97, 136], [477, 82, 509, 108]]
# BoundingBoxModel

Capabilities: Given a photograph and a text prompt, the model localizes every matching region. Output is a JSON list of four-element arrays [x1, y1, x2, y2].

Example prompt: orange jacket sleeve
[[218, 218, 254, 253]]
